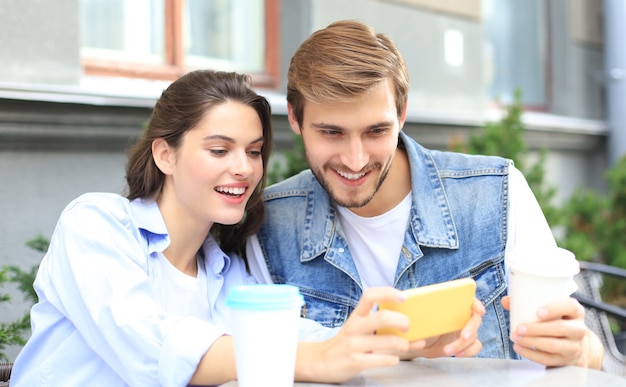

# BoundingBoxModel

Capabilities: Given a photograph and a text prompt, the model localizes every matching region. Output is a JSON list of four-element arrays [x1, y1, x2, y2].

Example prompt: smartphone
[[376, 278, 476, 341]]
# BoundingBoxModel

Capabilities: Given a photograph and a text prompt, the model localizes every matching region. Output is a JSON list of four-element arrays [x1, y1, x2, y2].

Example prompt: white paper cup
[[508, 247, 580, 337], [226, 284, 304, 387]]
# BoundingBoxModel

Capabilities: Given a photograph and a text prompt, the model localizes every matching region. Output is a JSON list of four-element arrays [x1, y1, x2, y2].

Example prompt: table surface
[[220, 357, 626, 386]]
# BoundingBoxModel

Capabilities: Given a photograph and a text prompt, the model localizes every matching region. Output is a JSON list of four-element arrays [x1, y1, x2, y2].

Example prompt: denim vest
[[257, 132, 519, 360]]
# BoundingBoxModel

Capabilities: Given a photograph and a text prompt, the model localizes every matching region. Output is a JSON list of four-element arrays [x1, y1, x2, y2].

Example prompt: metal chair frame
[[0, 361, 11, 386], [573, 261, 626, 376]]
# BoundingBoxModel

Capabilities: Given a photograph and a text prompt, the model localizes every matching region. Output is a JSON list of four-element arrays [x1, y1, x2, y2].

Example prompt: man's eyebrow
[[311, 121, 395, 130], [310, 122, 343, 130]]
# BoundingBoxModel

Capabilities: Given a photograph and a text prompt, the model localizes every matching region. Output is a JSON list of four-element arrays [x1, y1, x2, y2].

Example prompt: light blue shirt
[[11, 192, 257, 387]]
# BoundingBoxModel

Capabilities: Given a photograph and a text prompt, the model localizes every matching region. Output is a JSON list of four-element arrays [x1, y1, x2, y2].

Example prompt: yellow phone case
[[377, 278, 477, 341]]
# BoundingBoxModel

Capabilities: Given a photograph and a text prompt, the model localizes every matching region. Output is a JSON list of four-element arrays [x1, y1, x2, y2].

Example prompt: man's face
[[288, 79, 404, 212]]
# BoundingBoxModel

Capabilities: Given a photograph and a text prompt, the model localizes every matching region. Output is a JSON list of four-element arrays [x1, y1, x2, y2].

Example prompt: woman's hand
[[295, 287, 411, 383]]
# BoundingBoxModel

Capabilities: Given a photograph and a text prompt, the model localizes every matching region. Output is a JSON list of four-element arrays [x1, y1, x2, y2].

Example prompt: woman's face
[[159, 100, 264, 229]]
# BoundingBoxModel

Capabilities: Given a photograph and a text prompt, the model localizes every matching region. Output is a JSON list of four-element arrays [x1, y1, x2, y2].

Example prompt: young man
[[246, 20, 604, 368]]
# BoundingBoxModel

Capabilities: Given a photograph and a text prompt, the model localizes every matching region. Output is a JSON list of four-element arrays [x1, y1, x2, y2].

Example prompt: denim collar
[[403, 131, 459, 248]]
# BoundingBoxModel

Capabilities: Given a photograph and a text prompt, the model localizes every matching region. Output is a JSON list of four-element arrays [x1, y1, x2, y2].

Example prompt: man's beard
[[306, 152, 393, 209]]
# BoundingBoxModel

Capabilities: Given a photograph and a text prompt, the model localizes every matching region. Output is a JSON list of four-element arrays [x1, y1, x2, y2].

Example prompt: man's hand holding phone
[[376, 278, 486, 359], [403, 297, 486, 359]]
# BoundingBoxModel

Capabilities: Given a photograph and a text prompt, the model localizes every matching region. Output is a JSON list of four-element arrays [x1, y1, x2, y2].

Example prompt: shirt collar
[[129, 198, 170, 254], [128, 198, 234, 275], [200, 234, 232, 276]]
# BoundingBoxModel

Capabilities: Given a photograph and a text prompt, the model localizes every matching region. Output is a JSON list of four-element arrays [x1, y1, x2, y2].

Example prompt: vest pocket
[[298, 288, 354, 328], [471, 259, 507, 307]]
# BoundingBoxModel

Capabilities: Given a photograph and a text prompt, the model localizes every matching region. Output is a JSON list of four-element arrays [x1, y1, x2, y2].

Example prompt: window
[[79, 0, 278, 86], [483, 0, 547, 108]]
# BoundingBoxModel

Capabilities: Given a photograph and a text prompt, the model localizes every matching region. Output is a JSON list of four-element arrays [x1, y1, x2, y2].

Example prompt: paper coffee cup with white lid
[[507, 246, 580, 336]]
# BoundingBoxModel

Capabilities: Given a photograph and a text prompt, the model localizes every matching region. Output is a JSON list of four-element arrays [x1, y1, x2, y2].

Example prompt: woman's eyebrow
[[249, 136, 264, 145], [202, 135, 264, 145], [203, 134, 235, 143]]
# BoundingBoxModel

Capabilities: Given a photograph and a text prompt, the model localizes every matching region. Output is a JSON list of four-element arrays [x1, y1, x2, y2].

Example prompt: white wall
[[0, 150, 127, 360]]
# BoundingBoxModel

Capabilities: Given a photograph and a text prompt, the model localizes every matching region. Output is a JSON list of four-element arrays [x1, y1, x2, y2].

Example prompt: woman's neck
[[158, 196, 212, 277]]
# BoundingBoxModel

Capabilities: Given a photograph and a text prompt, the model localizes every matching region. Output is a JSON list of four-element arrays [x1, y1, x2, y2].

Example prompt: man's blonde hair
[[287, 20, 409, 127]]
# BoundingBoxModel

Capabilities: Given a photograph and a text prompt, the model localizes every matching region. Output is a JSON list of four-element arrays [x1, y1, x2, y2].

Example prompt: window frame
[[81, 0, 279, 87]]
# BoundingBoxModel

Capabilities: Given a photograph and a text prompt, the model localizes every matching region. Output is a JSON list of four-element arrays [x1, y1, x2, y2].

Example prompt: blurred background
[[1, 0, 625, 362]]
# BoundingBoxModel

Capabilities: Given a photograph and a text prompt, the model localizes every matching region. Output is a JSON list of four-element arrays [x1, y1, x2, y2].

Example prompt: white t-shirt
[[336, 193, 411, 288], [155, 252, 214, 322], [247, 165, 557, 288]]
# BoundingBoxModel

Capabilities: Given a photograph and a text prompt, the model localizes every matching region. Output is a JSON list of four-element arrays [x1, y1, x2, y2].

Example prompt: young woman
[[10, 70, 413, 386]]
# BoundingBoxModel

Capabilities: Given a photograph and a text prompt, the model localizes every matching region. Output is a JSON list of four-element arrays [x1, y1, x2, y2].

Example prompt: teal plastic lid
[[226, 284, 304, 310]]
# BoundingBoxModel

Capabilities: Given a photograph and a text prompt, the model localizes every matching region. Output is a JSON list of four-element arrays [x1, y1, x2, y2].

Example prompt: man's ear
[[152, 138, 174, 175], [399, 102, 408, 130], [287, 103, 302, 135]]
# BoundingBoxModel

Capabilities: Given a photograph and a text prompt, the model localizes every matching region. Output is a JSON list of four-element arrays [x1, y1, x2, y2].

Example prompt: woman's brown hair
[[125, 70, 272, 255]]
